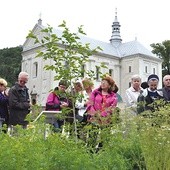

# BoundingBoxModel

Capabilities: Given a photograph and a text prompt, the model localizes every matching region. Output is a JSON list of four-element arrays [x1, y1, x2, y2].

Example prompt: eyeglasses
[[59, 85, 67, 89], [19, 80, 28, 84]]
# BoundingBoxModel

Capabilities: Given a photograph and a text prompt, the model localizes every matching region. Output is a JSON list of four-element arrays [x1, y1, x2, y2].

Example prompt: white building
[[22, 13, 162, 106]]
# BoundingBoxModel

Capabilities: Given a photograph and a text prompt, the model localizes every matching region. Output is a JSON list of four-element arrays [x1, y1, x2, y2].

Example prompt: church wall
[[120, 55, 139, 100], [22, 45, 162, 106], [89, 55, 120, 89], [138, 57, 162, 88], [22, 48, 120, 106], [22, 48, 55, 106]]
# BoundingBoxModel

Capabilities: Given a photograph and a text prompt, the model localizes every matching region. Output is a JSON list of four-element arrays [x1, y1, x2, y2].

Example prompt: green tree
[[27, 20, 102, 141], [151, 40, 170, 76], [0, 46, 22, 86]]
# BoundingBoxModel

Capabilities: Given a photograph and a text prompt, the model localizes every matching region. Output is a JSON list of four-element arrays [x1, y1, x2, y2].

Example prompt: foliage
[[136, 105, 170, 170], [151, 40, 170, 76], [0, 104, 169, 169], [27, 20, 104, 142], [0, 46, 22, 86]]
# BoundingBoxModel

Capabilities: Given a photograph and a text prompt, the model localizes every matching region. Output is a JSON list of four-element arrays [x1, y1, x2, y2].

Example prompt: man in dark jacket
[[8, 72, 31, 127], [162, 75, 170, 101]]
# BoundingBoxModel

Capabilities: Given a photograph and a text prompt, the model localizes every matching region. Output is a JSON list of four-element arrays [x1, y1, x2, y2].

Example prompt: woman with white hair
[[125, 75, 142, 112]]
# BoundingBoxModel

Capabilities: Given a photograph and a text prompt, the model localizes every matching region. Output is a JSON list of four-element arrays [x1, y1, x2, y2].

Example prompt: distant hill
[[0, 46, 22, 87]]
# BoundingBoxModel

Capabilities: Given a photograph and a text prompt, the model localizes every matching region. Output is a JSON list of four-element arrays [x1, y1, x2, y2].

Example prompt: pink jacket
[[87, 88, 117, 118], [46, 92, 60, 111], [46, 92, 71, 111]]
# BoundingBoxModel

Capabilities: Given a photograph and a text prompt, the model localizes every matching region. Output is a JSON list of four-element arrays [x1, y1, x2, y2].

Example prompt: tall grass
[[0, 105, 169, 169]]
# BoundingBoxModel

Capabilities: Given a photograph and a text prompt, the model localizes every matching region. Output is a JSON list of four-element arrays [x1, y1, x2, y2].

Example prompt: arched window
[[96, 66, 100, 81], [33, 62, 38, 78], [145, 66, 148, 73], [109, 69, 113, 77]]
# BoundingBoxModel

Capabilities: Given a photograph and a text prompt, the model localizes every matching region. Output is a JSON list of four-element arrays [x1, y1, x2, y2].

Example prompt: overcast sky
[[0, 0, 170, 50]]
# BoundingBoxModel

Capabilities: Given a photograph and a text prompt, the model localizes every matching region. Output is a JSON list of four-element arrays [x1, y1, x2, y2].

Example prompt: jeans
[[53, 120, 64, 132]]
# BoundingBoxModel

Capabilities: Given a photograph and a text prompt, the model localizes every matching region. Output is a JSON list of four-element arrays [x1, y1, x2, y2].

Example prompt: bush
[[0, 105, 170, 169]]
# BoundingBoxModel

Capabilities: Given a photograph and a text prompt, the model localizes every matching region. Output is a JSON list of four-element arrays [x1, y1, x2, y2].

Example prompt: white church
[[22, 13, 162, 106]]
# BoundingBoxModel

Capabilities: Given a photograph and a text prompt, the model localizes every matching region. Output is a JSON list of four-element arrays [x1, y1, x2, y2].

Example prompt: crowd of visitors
[[1, 71, 170, 132], [125, 74, 170, 115]]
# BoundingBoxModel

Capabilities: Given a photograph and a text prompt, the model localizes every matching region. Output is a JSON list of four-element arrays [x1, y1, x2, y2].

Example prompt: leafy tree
[[0, 46, 22, 86], [151, 40, 170, 76], [27, 20, 103, 141]]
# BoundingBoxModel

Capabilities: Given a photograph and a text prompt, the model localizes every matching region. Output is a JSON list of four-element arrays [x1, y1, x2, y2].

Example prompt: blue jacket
[[0, 92, 9, 123]]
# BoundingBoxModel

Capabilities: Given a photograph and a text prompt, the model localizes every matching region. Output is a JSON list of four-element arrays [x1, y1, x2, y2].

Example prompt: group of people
[[45, 75, 118, 128], [125, 74, 170, 114], [0, 71, 120, 131], [0, 72, 30, 130], [1, 71, 170, 131]]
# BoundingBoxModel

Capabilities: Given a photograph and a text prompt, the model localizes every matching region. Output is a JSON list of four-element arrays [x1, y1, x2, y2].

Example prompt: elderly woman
[[86, 75, 117, 124], [125, 74, 142, 108], [0, 78, 9, 127]]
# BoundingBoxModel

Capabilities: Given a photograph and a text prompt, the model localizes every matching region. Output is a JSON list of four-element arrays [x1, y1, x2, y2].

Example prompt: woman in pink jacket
[[46, 80, 72, 129], [86, 75, 118, 125]]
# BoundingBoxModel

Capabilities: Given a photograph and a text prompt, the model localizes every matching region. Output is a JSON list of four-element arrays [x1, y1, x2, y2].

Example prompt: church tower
[[110, 8, 122, 47]]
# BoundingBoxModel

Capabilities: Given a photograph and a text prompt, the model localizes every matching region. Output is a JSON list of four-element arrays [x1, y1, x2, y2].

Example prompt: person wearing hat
[[137, 74, 163, 114]]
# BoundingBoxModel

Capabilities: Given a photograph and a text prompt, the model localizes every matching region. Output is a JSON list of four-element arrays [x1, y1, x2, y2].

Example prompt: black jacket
[[8, 83, 30, 126], [137, 89, 163, 114], [161, 87, 170, 102]]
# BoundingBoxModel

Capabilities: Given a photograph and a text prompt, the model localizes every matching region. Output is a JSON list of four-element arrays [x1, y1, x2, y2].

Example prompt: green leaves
[[151, 40, 170, 75], [0, 46, 22, 86]]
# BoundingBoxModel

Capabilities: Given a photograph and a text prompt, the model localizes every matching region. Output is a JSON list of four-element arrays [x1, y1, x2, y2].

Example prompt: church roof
[[23, 13, 158, 60], [52, 27, 154, 58], [118, 40, 154, 57]]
